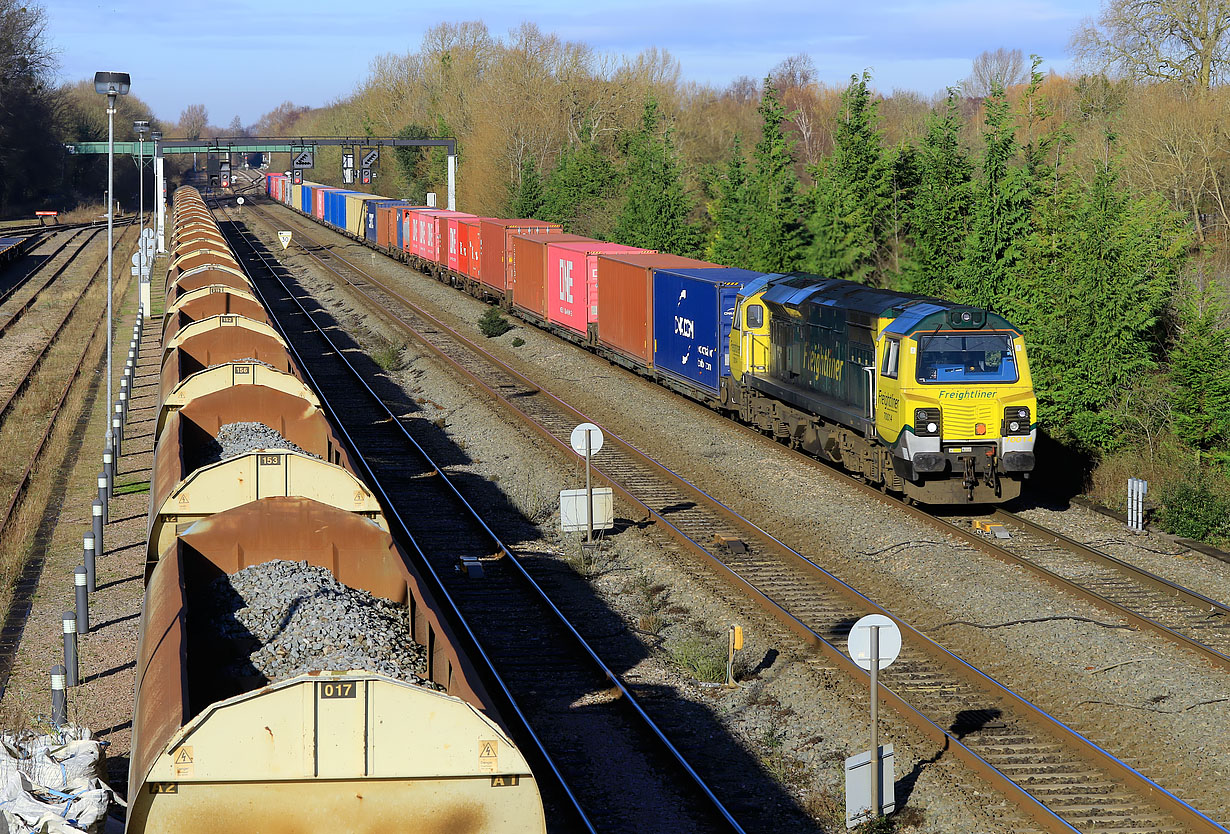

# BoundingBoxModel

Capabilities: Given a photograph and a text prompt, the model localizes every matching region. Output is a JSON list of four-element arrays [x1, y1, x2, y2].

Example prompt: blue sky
[[47, 0, 1101, 126]]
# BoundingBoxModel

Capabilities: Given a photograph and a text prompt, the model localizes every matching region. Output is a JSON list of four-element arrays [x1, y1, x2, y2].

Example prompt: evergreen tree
[[541, 139, 620, 238], [905, 91, 973, 298], [955, 81, 1034, 311], [613, 98, 703, 257], [1025, 161, 1188, 452], [1169, 277, 1230, 458], [746, 78, 805, 272], [507, 155, 545, 218], [804, 72, 893, 284], [707, 134, 752, 266]]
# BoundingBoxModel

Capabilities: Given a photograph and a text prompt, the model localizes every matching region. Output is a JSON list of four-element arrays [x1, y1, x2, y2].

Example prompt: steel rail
[[0, 235, 131, 698], [0, 226, 131, 432], [242, 195, 1229, 834], [0, 229, 103, 340], [216, 202, 746, 834], [0, 229, 83, 310]]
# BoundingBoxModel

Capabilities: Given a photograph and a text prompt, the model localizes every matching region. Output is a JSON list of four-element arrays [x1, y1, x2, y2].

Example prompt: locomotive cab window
[[880, 338, 899, 379], [746, 303, 764, 329], [915, 333, 1017, 383]]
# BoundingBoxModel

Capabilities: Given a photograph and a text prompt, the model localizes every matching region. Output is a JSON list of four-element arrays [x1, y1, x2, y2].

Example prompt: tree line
[[264, 17, 1230, 539]]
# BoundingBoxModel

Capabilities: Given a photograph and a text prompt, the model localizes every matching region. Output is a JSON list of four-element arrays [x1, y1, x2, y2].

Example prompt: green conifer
[[746, 78, 805, 272], [614, 98, 702, 257], [905, 91, 972, 298]]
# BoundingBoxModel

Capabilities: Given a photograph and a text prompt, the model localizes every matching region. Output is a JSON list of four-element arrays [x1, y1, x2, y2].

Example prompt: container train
[[261, 174, 1037, 503], [128, 185, 547, 833]]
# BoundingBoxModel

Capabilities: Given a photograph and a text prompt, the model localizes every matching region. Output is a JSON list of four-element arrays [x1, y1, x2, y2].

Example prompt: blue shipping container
[[300, 184, 313, 214], [652, 268, 765, 394], [365, 200, 406, 242]]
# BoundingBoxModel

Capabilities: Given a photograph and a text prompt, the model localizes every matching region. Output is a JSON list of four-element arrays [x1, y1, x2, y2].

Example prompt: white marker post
[[846, 614, 902, 827], [570, 423, 604, 542]]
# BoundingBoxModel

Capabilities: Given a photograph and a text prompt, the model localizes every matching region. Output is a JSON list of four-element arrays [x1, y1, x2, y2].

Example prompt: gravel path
[[0, 240, 150, 825]]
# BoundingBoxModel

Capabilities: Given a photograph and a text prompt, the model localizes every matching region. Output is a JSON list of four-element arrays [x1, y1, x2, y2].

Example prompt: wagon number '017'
[[320, 681, 357, 699]]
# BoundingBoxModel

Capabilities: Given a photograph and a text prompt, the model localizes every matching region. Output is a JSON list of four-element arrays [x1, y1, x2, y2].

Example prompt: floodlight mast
[[134, 120, 149, 314], [94, 71, 130, 459]]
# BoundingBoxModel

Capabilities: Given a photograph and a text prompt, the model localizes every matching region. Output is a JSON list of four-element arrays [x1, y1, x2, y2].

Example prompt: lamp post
[[94, 71, 130, 455], [151, 129, 163, 254], [134, 120, 149, 315]]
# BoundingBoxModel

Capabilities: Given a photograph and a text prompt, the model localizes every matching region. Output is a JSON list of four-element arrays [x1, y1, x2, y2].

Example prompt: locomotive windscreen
[[915, 333, 1017, 383]]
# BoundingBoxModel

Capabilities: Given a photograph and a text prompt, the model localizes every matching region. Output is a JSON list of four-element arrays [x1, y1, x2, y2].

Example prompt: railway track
[[237, 192, 1228, 834], [0, 224, 133, 697], [215, 205, 747, 834], [0, 229, 115, 426], [0, 228, 103, 341], [947, 510, 1230, 666]]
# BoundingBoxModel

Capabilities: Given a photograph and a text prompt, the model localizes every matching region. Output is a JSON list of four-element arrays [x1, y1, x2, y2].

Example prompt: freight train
[[260, 174, 1036, 503], [128, 185, 547, 833]]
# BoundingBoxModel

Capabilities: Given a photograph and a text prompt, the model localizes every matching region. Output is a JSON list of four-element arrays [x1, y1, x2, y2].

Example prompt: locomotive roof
[[756, 273, 1022, 334], [759, 273, 935, 316]]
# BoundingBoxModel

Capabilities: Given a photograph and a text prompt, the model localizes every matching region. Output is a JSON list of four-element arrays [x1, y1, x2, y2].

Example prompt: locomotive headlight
[[1003, 406, 1031, 436], [915, 407, 942, 436]]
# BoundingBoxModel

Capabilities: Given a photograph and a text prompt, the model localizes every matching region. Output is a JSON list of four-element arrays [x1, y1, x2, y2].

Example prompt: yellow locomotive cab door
[[876, 336, 905, 442], [733, 297, 769, 378]]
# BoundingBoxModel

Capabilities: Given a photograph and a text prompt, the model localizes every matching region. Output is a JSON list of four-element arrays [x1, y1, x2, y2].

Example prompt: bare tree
[[964, 48, 1029, 97], [770, 53, 816, 90], [179, 104, 208, 139], [254, 100, 311, 135], [725, 76, 759, 104], [1070, 0, 1230, 88], [0, 0, 59, 212]]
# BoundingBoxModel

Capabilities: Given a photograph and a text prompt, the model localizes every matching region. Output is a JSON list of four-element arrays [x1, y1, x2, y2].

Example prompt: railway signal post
[[846, 614, 901, 828]]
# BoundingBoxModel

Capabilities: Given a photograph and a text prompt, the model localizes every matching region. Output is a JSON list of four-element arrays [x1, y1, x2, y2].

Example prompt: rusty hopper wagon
[[129, 498, 545, 833], [127, 187, 548, 832], [147, 379, 378, 564], [156, 362, 318, 437]]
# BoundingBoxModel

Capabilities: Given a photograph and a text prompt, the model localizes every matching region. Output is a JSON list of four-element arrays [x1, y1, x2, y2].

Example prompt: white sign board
[[570, 423, 604, 456], [560, 488, 613, 533], [845, 745, 895, 827], [236, 196, 245, 205], [278, 231, 292, 250], [847, 614, 901, 671]]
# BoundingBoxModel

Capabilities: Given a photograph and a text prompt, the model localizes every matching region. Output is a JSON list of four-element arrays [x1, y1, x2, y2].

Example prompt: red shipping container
[[548, 242, 655, 335], [444, 214, 477, 272], [401, 208, 430, 257], [314, 187, 333, 220], [460, 218, 495, 280], [376, 205, 396, 249], [413, 210, 462, 262], [596, 253, 720, 366], [477, 220, 561, 294], [509, 233, 591, 321]]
